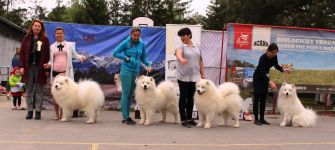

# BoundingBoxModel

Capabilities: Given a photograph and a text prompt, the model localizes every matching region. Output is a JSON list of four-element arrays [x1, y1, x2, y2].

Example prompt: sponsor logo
[[234, 25, 252, 49], [83, 34, 95, 41], [236, 33, 250, 47], [253, 40, 268, 47]]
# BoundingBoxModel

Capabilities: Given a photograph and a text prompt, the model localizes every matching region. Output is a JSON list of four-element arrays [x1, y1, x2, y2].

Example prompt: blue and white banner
[[45, 22, 166, 84]]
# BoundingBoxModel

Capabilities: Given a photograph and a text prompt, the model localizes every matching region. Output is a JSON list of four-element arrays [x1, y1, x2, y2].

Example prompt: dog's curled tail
[[303, 108, 317, 127], [218, 82, 240, 97], [78, 80, 105, 106], [157, 81, 178, 101]]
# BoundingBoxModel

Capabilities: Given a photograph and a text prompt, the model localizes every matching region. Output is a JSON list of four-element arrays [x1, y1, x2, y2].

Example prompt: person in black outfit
[[253, 43, 291, 125]]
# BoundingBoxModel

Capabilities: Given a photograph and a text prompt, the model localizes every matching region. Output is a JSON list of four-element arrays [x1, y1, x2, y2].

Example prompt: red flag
[[234, 25, 252, 50]]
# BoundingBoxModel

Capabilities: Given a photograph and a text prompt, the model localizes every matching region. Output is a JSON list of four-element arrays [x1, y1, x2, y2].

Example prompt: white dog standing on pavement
[[114, 73, 122, 93], [51, 76, 105, 124], [135, 76, 179, 125], [194, 79, 242, 128], [277, 82, 317, 127]]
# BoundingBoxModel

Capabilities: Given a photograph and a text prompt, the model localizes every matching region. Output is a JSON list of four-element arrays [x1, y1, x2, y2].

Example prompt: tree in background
[[184, 12, 206, 26], [121, 0, 191, 26], [0, 0, 27, 27], [204, 0, 335, 30], [204, 0, 227, 30], [164, 0, 191, 24], [0, 1, 6, 15], [109, 0, 123, 25], [1, 0, 334, 30], [4, 8, 27, 26], [48, 0, 68, 22], [72, 0, 110, 25]]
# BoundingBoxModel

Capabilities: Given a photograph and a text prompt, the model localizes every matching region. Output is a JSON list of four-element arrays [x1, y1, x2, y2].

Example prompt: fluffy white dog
[[51, 76, 105, 124], [278, 82, 317, 127], [114, 73, 122, 93], [135, 76, 179, 125], [194, 79, 242, 128]]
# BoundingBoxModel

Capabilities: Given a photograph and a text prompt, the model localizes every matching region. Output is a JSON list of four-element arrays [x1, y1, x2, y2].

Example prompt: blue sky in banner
[[227, 26, 335, 70], [44, 22, 166, 62]]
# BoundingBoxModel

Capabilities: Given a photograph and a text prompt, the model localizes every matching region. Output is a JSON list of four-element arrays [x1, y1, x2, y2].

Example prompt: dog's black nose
[[144, 85, 147, 89], [55, 85, 58, 88], [285, 93, 289, 96]]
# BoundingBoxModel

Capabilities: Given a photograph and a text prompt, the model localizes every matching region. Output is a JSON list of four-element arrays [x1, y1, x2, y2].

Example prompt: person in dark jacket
[[12, 48, 20, 68], [19, 19, 50, 120], [253, 43, 291, 125]]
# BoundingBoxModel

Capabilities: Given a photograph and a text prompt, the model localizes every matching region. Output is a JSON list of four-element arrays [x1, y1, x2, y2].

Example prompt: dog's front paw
[[280, 122, 286, 127], [196, 122, 203, 127], [60, 118, 68, 122], [219, 122, 226, 126], [137, 121, 144, 125], [233, 124, 239, 128], [86, 120, 95, 124], [144, 122, 150, 126], [204, 123, 211, 129], [158, 120, 166, 123], [293, 124, 300, 127]]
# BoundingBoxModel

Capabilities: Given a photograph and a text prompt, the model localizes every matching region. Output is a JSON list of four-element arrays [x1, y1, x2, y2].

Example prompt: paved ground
[[1, 95, 335, 150]]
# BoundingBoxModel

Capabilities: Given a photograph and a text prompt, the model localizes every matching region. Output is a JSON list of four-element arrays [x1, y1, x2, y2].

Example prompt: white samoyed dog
[[194, 79, 243, 128], [135, 76, 179, 125], [114, 73, 122, 93], [51, 76, 105, 124], [278, 82, 317, 127]]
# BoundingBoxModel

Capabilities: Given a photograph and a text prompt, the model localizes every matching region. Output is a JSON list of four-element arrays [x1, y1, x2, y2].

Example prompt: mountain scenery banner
[[44, 22, 166, 84]]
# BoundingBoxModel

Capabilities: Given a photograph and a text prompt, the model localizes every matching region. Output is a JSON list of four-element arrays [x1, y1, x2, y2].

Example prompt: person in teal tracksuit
[[113, 27, 153, 125]]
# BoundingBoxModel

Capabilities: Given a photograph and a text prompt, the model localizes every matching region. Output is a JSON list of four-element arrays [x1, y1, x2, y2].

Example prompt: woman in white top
[[44, 27, 86, 120], [175, 27, 205, 128]]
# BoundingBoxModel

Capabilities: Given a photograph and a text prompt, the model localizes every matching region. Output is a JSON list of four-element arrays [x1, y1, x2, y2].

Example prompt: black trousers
[[13, 96, 21, 106], [177, 80, 196, 122], [253, 92, 267, 121]]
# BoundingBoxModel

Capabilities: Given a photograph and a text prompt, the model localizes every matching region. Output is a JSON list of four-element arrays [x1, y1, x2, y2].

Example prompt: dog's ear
[[135, 76, 141, 82], [206, 80, 209, 85], [282, 82, 287, 86], [150, 77, 154, 82], [291, 84, 295, 88], [64, 78, 68, 83]]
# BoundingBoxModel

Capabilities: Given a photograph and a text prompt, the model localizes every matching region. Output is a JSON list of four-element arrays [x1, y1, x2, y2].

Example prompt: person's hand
[[19, 68, 24, 75], [180, 58, 188, 65], [201, 74, 205, 79], [125, 57, 130, 62], [269, 80, 277, 90], [43, 64, 50, 69], [284, 68, 291, 74], [147, 67, 153, 73], [81, 56, 87, 62]]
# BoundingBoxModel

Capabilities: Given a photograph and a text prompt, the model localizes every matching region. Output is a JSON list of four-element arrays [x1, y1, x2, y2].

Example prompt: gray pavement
[[1, 95, 335, 150]]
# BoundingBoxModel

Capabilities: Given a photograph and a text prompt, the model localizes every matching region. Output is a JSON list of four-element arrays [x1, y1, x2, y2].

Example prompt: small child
[[9, 67, 25, 110]]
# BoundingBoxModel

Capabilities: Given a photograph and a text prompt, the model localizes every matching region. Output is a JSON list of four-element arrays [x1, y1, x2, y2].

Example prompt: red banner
[[234, 25, 252, 50]]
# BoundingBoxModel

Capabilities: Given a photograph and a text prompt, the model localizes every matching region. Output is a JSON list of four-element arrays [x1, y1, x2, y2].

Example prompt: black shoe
[[188, 119, 197, 126], [35, 111, 41, 120], [181, 121, 192, 128], [261, 119, 271, 125], [122, 118, 136, 125], [128, 118, 136, 124], [254, 120, 262, 125], [26, 111, 33, 119]]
